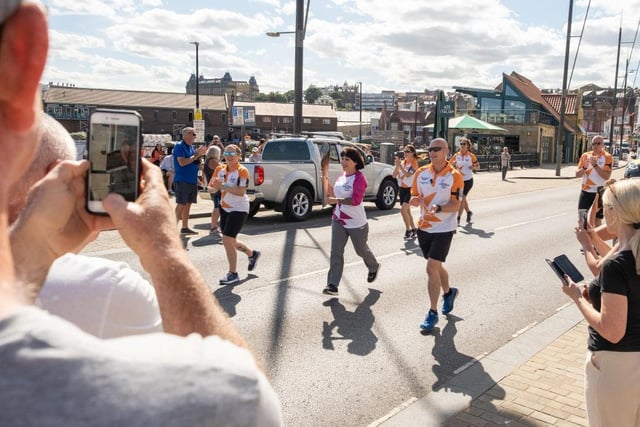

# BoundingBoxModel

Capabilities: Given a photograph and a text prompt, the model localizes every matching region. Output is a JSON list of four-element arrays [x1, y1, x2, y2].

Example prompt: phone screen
[[87, 110, 141, 214], [578, 209, 588, 229]]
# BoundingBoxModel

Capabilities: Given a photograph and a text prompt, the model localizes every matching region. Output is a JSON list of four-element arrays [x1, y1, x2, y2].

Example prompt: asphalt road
[[81, 166, 612, 426]]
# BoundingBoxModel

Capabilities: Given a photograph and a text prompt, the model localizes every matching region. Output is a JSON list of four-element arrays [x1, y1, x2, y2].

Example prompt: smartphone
[[546, 255, 584, 286], [578, 209, 588, 229], [86, 109, 142, 215]]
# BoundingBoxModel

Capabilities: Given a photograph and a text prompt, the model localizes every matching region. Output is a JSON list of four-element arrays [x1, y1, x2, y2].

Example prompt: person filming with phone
[[560, 179, 640, 427]]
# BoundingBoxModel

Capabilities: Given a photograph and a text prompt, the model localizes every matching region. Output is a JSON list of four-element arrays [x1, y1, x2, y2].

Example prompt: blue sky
[[42, 0, 640, 95]]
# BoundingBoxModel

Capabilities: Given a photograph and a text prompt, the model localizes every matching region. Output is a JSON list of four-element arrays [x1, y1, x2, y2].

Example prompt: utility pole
[[190, 41, 200, 109], [293, 0, 304, 134], [555, 0, 573, 176], [609, 26, 622, 145], [358, 82, 362, 141]]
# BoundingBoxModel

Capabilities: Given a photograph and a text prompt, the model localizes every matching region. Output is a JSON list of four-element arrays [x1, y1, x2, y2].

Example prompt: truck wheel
[[248, 201, 260, 218], [284, 186, 312, 221], [375, 179, 397, 210]]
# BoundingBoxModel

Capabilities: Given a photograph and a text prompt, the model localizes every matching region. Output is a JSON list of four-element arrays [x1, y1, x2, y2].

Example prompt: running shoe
[[322, 284, 339, 296], [410, 228, 418, 239], [219, 271, 240, 285], [180, 227, 197, 235], [442, 287, 459, 315], [466, 211, 473, 223], [248, 250, 261, 271], [420, 310, 439, 332], [404, 230, 411, 239], [367, 264, 380, 283]]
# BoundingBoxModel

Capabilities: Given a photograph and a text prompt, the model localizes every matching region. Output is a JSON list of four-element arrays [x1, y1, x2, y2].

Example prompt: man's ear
[[0, 3, 48, 132]]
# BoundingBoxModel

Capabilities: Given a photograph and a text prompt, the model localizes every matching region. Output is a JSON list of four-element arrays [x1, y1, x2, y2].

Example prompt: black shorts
[[578, 190, 603, 219], [462, 178, 474, 196], [174, 181, 198, 204], [220, 210, 248, 238], [398, 187, 412, 204], [417, 230, 455, 262]]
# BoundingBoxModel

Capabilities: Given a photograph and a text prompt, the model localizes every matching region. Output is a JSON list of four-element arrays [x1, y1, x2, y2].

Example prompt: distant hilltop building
[[186, 72, 259, 101]]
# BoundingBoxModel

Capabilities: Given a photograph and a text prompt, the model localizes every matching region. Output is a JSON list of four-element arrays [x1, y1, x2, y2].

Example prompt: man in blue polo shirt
[[173, 127, 207, 234]]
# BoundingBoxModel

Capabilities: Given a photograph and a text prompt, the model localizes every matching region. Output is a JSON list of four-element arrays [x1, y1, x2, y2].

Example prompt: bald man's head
[[8, 115, 76, 223]]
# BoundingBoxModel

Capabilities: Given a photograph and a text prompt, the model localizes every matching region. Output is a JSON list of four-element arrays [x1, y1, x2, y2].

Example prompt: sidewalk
[[375, 162, 630, 427]]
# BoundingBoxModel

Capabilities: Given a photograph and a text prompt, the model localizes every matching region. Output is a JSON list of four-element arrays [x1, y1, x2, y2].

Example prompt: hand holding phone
[[86, 109, 142, 215], [546, 254, 584, 286]]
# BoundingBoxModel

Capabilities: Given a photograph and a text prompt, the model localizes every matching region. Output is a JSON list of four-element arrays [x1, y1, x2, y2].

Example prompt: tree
[[305, 85, 322, 104]]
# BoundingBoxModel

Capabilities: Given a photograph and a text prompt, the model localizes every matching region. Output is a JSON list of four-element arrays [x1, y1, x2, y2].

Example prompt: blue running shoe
[[420, 310, 439, 332], [442, 287, 458, 315]]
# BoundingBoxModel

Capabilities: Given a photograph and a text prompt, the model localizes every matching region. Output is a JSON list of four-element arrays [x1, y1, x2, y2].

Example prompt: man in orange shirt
[[410, 138, 464, 332], [576, 135, 612, 226]]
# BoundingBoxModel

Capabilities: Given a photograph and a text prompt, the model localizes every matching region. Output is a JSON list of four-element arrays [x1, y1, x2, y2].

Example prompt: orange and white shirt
[[578, 150, 612, 193], [411, 162, 463, 233], [212, 164, 250, 213], [449, 151, 478, 181], [396, 158, 419, 188]]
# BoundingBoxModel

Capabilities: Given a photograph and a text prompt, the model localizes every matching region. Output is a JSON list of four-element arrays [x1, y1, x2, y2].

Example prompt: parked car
[[242, 135, 397, 221]]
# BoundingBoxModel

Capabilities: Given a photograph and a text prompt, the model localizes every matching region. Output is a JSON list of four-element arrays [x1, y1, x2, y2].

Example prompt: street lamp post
[[190, 41, 200, 110], [267, 0, 309, 135], [358, 82, 362, 141]]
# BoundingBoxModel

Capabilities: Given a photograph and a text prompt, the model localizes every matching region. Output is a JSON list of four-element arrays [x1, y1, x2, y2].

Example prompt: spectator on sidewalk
[[173, 127, 207, 234], [160, 152, 175, 195], [561, 178, 640, 427], [410, 138, 463, 332], [450, 137, 479, 225], [208, 144, 261, 285], [393, 144, 418, 239], [150, 143, 164, 166], [8, 114, 162, 338], [500, 146, 511, 181], [575, 135, 612, 226], [0, 5, 282, 425]]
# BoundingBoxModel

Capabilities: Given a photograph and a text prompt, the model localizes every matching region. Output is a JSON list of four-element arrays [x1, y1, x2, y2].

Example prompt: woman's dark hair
[[404, 144, 416, 155], [341, 146, 365, 170]]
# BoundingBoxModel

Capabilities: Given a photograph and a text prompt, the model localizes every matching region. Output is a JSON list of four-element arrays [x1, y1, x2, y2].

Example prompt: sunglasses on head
[[428, 146, 443, 152], [592, 142, 602, 145], [403, 150, 413, 153], [223, 151, 237, 156]]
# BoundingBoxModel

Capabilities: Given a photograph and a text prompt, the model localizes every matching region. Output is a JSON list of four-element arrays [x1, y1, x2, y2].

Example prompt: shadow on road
[[321, 288, 382, 356], [211, 276, 256, 317], [457, 223, 495, 239], [431, 314, 506, 415]]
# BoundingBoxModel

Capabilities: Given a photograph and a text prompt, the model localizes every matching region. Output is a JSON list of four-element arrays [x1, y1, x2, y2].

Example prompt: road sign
[[193, 120, 205, 143], [194, 108, 202, 121], [232, 106, 244, 126], [232, 105, 256, 126]]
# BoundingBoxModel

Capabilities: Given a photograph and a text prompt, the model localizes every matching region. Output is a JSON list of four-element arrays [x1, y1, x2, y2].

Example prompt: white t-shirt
[[332, 171, 368, 229], [0, 307, 283, 427], [37, 253, 162, 338]]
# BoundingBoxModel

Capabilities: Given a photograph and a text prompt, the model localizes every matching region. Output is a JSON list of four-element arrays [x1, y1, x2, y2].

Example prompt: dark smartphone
[[394, 151, 405, 160], [596, 186, 605, 209], [86, 109, 142, 215], [578, 209, 588, 229], [546, 255, 584, 286]]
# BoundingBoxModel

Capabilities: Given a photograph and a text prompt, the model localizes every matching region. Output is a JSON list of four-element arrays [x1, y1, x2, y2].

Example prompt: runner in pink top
[[321, 147, 380, 296]]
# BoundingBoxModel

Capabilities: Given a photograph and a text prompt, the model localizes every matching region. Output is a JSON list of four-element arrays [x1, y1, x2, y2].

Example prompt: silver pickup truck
[[244, 135, 397, 221]]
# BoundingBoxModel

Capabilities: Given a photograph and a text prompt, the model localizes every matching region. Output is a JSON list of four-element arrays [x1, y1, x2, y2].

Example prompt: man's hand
[[103, 159, 183, 270], [10, 160, 113, 300]]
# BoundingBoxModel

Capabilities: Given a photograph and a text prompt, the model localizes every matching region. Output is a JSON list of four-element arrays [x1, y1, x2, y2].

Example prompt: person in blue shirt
[[173, 127, 206, 234]]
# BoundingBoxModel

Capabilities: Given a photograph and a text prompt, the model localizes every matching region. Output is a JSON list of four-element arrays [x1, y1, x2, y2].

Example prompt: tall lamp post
[[190, 41, 200, 110], [358, 82, 362, 141], [267, 0, 310, 134]]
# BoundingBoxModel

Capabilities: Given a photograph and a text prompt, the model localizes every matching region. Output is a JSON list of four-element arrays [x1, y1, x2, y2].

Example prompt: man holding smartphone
[[576, 135, 612, 226], [173, 126, 206, 234]]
